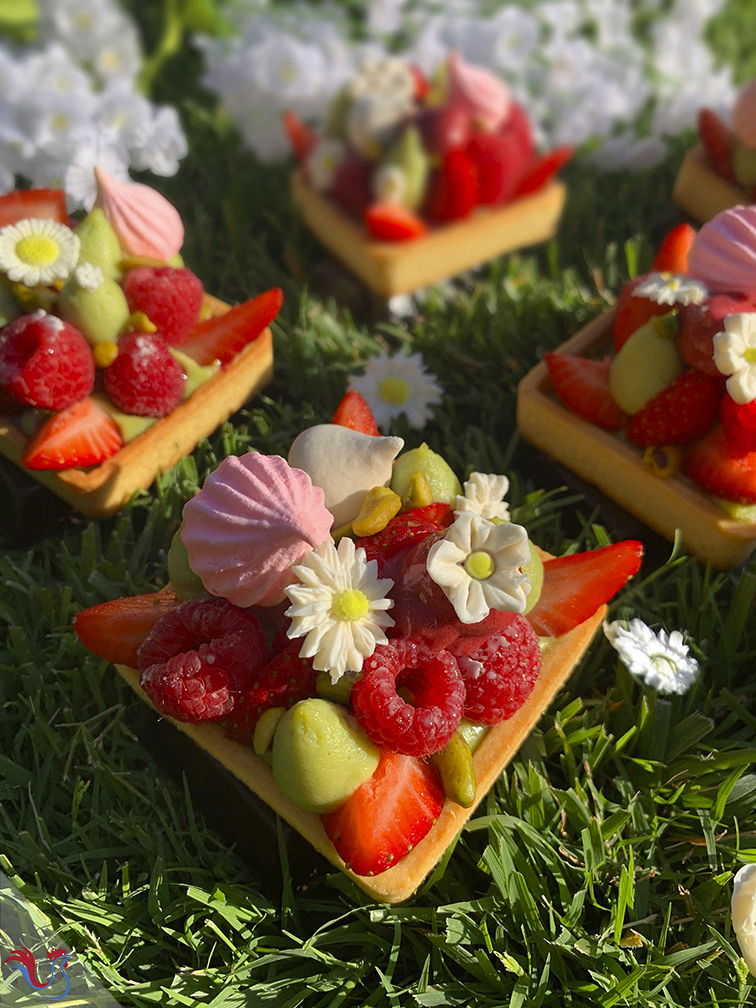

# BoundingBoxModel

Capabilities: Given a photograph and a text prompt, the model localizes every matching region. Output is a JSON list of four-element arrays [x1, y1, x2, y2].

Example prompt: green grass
[[2, 4, 756, 1006]]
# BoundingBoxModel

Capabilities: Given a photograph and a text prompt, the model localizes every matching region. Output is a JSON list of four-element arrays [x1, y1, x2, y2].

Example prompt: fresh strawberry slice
[[651, 222, 697, 275], [364, 202, 428, 242], [322, 747, 444, 876], [544, 352, 628, 431], [466, 130, 528, 205], [683, 425, 756, 502], [720, 392, 756, 454], [0, 188, 68, 228], [73, 590, 181, 668], [22, 397, 123, 470], [526, 540, 643, 638], [424, 149, 477, 223], [512, 146, 573, 197], [498, 102, 535, 162], [180, 288, 283, 367], [332, 390, 379, 435], [408, 63, 429, 102], [697, 107, 735, 181], [613, 276, 670, 352], [626, 369, 722, 448], [282, 110, 318, 163]]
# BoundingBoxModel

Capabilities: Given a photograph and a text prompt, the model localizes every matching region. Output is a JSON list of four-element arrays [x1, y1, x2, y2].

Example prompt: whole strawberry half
[[676, 294, 756, 377], [424, 149, 477, 223], [544, 352, 627, 431], [720, 392, 756, 455], [123, 265, 204, 346], [683, 425, 756, 502], [0, 310, 94, 409], [612, 275, 671, 352], [626, 369, 723, 448]]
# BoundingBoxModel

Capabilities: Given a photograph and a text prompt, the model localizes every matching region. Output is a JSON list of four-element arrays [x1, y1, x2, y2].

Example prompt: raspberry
[[122, 265, 204, 346], [104, 332, 185, 417], [137, 597, 268, 694], [141, 651, 235, 722], [0, 310, 94, 409], [224, 640, 318, 745], [457, 615, 541, 725], [351, 638, 465, 758]]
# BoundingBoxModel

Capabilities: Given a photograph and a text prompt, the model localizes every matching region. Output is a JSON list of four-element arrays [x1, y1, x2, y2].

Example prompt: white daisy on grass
[[348, 348, 443, 431], [603, 619, 700, 695], [0, 218, 80, 287], [427, 512, 531, 624], [284, 536, 395, 682], [633, 272, 708, 307], [713, 314, 756, 405], [732, 864, 756, 978], [306, 137, 347, 192], [454, 472, 511, 522]]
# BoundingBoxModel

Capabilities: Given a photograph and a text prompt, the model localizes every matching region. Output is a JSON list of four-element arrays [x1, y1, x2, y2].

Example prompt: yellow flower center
[[379, 376, 411, 406], [463, 550, 495, 580], [744, 347, 756, 363], [15, 236, 60, 268], [51, 112, 71, 132], [332, 589, 370, 621], [278, 62, 297, 84], [75, 11, 94, 30]]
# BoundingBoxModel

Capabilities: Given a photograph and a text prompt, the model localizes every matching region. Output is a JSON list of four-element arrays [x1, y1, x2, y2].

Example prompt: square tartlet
[[517, 309, 756, 569], [672, 144, 750, 224], [291, 168, 566, 299], [0, 295, 273, 518], [115, 587, 604, 905]]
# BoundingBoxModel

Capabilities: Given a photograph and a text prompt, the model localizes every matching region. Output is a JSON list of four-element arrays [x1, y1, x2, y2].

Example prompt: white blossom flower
[[633, 272, 708, 306], [454, 472, 511, 522], [427, 512, 531, 624], [63, 127, 130, 211], [348, 56, 415, 104], [373, 163, 407, 205], [348, 348, 442, 431], [603, 619, 700, 695], [128, 105, 188, 177], [713, 314, 756, 405], [732, 864, 756, 978], [0, 218, 80, 287], [74, 262, 104, 292], [306, 137, 346, 192], [284, 537, 395, 682]]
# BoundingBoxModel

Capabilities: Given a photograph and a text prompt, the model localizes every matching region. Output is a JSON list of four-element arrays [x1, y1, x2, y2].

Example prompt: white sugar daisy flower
[[603, 619, 700, 695], [0, 217, 80, 287], [74, 261, 103, 292], [713, 313, 756, 405], [284, 536, 395, 682], [306, 137, 346, 192], [426, 512, 531, 624], [633, 272, 708, 306], [454, 472, 511, 521], [348, 348, 443, 431]]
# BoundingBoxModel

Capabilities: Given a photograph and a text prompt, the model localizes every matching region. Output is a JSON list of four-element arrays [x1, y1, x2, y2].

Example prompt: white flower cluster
[[196, 0, 735, 170], [0, 0, 187, 210]]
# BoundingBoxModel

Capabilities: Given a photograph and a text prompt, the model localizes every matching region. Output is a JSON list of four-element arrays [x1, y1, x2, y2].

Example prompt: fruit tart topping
[[720, 392, 756, 454], [331, 390, 380, 436], [182, 452, 334, 608], [364, 202, 428, 242], [712, 312, 756, 404], [625, 369, 723, 448], [73, 262, 105, 293], [0, 310, 94, 409], [609, 313, 683, 416], [73, 589, 182, 668], [682, 426, 756, 503], [288, 424, 404, 527], [22, 395, 123, 470], [347, 348, 443, 432], [351, 638, 465, 758], [642, 445, 682, 479], [104, 332, 186, 417], [122, 265, 204, 346], [180, 287, 284, 367], [94, 166, 184, 262], [284, 536, 396, 682], [0, 217, 80, 288], [426, 512, 531, 624], [687, 205, 756, 299], [632, 272, 707, 306], [697, 107, 736, 182], [457, 615, 541, 725], [306, 137, 347, 192], [454, 471, 511, 521], [544, 352, 627, 431], [650, 222, 697, 275], [446, 49, 511, 132], [140, 653, 235, 723]]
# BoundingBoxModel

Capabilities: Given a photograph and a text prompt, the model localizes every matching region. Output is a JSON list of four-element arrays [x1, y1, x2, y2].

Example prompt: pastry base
[[672, 144, 748, 223], [0, 296, 274, 518], [517, 309, 756, 569], [116, 593, 604, 905], [291, 168, 566, 298]]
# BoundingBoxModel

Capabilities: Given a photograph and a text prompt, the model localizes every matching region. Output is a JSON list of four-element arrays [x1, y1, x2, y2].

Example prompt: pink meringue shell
[[733, 80, 756, 149], [687, 205, 756, 298], [94, 166, 184, 261], [181, 453, 334, 608], [446, 50, 511, 133]]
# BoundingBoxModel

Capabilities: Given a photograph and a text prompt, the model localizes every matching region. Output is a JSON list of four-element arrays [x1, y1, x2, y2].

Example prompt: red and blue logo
[[2, 946, 73, 999]]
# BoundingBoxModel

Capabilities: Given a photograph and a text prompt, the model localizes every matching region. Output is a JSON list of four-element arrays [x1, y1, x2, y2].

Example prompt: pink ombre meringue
[[94, 166, 184, 261], [181, 453, 334, 608], [687, 205, 756, 299], [733, 80, 756, 149], [446, 50, 511, 133]]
